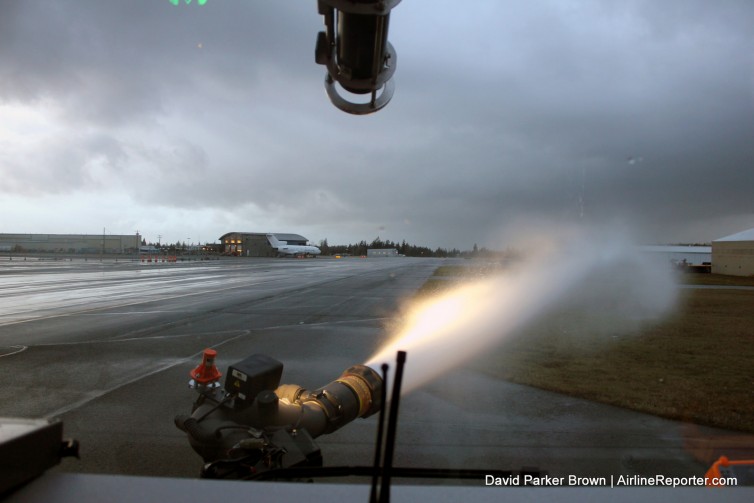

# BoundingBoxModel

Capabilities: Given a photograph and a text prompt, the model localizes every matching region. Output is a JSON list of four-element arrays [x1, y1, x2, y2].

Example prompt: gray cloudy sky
[[1, 0, 753, 249]]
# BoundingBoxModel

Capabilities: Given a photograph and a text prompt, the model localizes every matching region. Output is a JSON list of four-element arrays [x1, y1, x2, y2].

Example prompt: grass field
[[416, 267, 754, 433]]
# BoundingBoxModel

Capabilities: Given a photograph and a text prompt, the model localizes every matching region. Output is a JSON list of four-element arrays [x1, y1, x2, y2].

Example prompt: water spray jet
[[366, 229, 678, 395]]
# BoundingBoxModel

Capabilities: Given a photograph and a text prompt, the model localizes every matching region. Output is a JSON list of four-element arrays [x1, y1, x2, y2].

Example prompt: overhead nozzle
[[315, 0, 401, 115]]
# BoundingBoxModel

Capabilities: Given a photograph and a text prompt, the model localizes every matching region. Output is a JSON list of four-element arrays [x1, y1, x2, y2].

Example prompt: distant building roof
[[218, 232, 309, 243], [713, 228, 754, 242], [273, 233, 308, 243]]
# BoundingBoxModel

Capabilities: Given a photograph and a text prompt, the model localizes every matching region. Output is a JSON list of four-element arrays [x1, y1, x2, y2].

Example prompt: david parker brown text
[[485, 474, 733, 487]]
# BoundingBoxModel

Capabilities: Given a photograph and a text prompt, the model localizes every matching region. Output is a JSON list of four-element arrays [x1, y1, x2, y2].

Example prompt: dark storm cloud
[[382, 0, 754, 243], [1, 0, 753, 247], [0, 0, 324, 204], [0, 1, 316, 122]]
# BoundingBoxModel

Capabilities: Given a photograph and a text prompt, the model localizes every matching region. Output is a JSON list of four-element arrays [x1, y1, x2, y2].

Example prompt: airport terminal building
[[219, 232, 311, 257], [0, 233, 141, 254]]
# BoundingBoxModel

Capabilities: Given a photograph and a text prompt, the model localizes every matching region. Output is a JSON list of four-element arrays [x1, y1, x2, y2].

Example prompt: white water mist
[[366, 227, 678, 394]]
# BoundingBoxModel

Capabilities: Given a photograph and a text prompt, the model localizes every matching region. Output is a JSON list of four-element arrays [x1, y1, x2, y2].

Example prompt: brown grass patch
[[418, 266, 754, 432], [483, 288, 754, 433]]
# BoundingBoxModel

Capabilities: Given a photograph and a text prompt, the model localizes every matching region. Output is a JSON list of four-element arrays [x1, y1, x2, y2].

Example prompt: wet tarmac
[[0, 257, 742, 484]]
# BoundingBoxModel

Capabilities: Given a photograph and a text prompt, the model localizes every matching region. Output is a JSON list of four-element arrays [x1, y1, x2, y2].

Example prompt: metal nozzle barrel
[[274, 364, 382, 437], [177, 359, 384, 463], [333, 364, 383, 418]]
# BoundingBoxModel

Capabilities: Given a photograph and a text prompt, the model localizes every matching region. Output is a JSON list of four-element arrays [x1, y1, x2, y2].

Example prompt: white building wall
[[712, 240, 754, 276], [711, 228, 754, 277]]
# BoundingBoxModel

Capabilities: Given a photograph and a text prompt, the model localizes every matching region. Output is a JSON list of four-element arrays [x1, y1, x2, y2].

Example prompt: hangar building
[[0, 233, 140, 254], [712, 228, 754, 277], [219, 232, 311, 257]]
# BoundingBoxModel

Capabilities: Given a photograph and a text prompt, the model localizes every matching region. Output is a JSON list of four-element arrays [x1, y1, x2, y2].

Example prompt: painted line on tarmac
[[254, 317, 392, 330], [46, 331, 251, 418], [21, 318, 388, 349], [0, 272, 356, 328], [0, 268, 295, 327], [75, 311, 199, 316], [0, 345, 27, 358], [29, 329, 247, 347]]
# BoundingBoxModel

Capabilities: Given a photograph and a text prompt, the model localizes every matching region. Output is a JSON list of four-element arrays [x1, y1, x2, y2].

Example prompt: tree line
[[139, 236, 507, 258], [318, 237, 502, 258]]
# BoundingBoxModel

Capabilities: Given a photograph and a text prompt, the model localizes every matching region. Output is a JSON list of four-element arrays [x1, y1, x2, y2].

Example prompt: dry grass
[[417, 266, 754, 433]]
